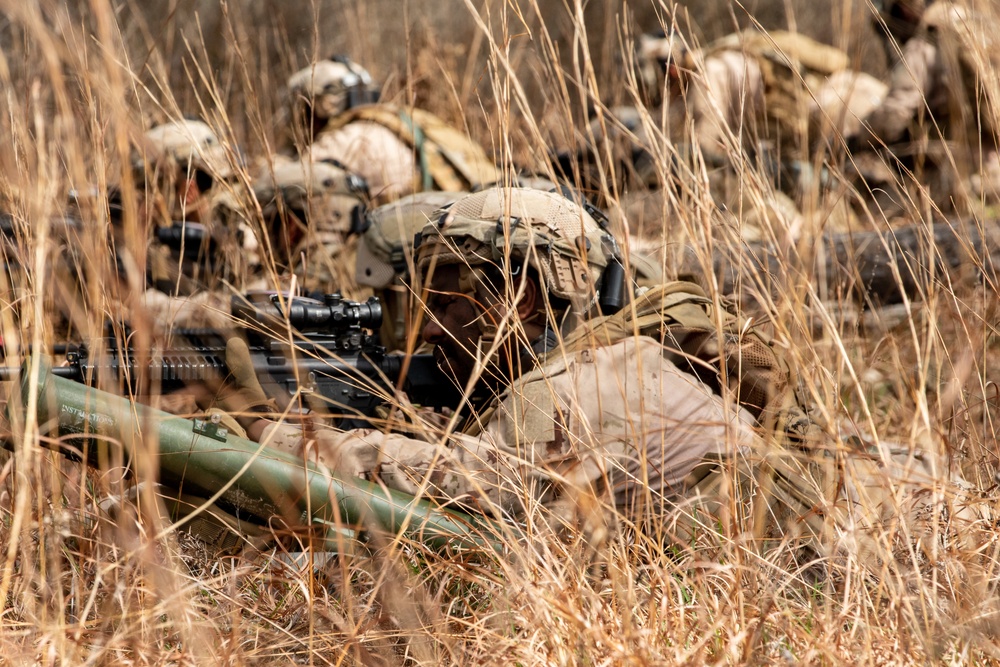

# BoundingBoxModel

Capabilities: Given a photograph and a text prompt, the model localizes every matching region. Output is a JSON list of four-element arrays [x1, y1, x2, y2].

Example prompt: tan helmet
[[415, 187, 619, 319], [356, 191, 465, 289], [255, 157, 369, 240], [254, 157, 370, 292], [136, 119, 234, 183], [287, 57, 379, 121]]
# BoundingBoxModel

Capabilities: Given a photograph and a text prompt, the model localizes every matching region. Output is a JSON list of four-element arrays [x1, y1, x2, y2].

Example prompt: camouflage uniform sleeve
[[299, 337, 760, 521], [864, 37, 938, 143], [141, 288, 232, 331]]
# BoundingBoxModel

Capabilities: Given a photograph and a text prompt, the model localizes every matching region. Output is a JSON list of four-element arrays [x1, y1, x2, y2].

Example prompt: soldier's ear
[[179, 175, 202, 209], [515, 273, 540, 321]]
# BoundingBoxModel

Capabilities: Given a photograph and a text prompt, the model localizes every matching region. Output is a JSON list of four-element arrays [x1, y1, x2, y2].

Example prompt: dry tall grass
[[1, 0, 1000, 665]]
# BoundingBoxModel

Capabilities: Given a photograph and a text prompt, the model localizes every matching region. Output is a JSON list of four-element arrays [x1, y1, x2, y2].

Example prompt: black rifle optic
[[28, 293, 462, 428]]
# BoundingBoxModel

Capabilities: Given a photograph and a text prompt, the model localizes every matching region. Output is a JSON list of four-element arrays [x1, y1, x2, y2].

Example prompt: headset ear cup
[[349, 203, 368, 235], [598, 258, 626, 315]]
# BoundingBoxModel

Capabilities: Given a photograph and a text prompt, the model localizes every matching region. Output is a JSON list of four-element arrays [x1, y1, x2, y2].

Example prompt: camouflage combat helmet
[[356, 191, 465, 289], [415, 187, 619, 322], [135, 118, 234, 185], [255, 157, 369, 240], [287, 57, 380, 121], [638, 31, 694, 81]]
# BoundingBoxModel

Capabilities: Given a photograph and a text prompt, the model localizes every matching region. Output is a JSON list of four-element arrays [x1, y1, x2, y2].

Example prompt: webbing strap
[[324, 105, 480, 191], [561, 281, 712, 353], [398, 110, 434, 191]]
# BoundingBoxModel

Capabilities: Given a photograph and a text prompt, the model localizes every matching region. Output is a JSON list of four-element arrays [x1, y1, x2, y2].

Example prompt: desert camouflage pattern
[[356, 190, 465, 288], [641, 28, 883, 158], [287, 58, 377, 121], [251, 314, 990, 575], [137, 164, 258, 332], [863, 1, 1000, 201], [415, 187, 614, 309], [141, 287, 232, 330], [673, 434, 991, 575], [135, 119, 234, 183], [865, 18, 954, 144], [208, 188, 261, 285], [712, 30, 848, 142], [669, 45, 765, 159], [810, 70, 888, 144], [310, 121, 418, 202], [311, 105, 500, 202], [262, 335, 760, 527]]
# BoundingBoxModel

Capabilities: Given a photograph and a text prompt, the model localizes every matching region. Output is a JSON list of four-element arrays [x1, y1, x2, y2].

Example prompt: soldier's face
[[421, 265, 483, 387]]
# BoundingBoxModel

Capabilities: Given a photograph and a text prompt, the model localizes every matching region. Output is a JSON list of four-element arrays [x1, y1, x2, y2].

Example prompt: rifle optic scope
[[233, 293, 383, 334]]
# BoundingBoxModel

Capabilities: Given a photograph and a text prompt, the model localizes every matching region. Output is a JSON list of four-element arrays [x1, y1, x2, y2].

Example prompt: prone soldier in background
[[6, 118, 253, 343], [855, 0, 1000, 210], [637, 27, 886, 176], [129, 118, 259, 330], [286, 56, 499, 203], [253, 156, 371, 298], [568, 26, 884, 239]]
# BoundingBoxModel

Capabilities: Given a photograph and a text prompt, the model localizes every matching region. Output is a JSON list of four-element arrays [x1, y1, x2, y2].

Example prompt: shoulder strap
[[707, 30, 848, 76], [561, 281, 712, 352], [408, 109, 500, 189], [462, 281, 822, 444], [323, 105, 497, 191]]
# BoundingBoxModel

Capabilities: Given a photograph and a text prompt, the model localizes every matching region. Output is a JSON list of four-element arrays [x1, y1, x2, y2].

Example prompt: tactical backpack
[[709, 30, 850, 151], [323, 105, 500, 192]]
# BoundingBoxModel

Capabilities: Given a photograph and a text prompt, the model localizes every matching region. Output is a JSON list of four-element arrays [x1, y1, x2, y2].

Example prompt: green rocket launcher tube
[[11, 358, 502, 553]]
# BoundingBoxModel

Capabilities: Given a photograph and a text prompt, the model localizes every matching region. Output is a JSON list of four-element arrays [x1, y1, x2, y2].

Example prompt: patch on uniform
[[501, 380, 556, 447]]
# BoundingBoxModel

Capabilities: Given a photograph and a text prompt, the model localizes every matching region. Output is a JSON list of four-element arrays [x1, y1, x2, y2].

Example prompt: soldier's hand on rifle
[[211, 337, 276, 438]]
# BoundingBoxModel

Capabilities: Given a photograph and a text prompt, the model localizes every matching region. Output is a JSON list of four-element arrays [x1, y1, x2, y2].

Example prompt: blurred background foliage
[[0, 0, 887, 153]]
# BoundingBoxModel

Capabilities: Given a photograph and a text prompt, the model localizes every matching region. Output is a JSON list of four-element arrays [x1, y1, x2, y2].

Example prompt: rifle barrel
[[0, 365, 79, 382]]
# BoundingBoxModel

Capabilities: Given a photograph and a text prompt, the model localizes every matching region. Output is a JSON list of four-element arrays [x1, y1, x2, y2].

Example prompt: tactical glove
[[217, 337, 276, 424]]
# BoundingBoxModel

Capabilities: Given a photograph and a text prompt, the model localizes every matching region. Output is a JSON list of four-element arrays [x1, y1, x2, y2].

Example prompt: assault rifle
[[17, 293, 463, 428]]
